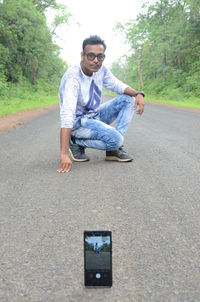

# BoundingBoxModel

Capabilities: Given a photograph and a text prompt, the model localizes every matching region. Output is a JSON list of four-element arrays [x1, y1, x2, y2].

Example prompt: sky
[[86, 236, 110, 247], [52, 0, 146, 67]]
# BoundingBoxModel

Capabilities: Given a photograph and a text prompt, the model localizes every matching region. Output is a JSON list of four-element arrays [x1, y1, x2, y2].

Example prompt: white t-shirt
[[59, 64, 128, 128]]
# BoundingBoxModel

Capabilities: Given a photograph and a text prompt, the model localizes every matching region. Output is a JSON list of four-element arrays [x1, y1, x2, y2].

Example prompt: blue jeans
[[71, 94, 135, 151]]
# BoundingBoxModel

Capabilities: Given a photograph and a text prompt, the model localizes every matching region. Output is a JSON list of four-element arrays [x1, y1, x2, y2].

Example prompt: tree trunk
[[123, 64, 127, 82], [137, 57, 144, 90], [163, 49, 167, 81], [31, 60, 36, 85]]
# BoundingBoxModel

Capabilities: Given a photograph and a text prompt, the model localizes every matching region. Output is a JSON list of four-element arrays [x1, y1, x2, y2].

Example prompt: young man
[[57, 35, 145, 173]]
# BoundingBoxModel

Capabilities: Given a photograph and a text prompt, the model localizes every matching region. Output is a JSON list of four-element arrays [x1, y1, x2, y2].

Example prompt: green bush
[[0, 74, 8, 96]]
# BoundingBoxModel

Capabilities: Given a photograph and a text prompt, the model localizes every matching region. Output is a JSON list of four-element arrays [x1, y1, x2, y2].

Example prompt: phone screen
[[84, 231, 112, 287]]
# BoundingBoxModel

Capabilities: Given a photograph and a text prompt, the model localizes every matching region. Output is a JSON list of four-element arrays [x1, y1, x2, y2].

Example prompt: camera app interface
[[85, 234, 111, 270]]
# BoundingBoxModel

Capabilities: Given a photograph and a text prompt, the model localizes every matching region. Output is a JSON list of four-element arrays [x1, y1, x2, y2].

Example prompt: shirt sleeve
[[102, 67, 128, 94], [60, 74, 79, 129]]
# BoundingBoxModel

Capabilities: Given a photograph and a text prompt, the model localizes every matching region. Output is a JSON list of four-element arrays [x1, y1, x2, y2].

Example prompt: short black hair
[[82, 35, 106, 52]]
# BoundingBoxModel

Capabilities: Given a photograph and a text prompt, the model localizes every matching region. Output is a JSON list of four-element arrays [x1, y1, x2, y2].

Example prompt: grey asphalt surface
[[0, 98, 200, 302]]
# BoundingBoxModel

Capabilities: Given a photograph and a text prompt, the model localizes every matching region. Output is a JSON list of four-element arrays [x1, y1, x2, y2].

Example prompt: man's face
[[81, 44, 105, 75]]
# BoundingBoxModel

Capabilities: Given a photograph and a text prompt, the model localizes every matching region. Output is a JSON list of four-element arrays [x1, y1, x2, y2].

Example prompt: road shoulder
[[0, 104, 58, 133]]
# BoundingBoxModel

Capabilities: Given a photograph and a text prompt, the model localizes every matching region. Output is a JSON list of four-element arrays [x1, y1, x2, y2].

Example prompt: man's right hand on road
[[57, 153, 72, 173]]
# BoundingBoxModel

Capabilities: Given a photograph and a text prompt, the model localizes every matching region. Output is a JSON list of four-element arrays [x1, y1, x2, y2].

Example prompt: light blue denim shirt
[[59, 65, 128, 128]]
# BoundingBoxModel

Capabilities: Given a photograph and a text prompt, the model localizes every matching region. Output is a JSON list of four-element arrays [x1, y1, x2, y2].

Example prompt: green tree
[[0, 0, 69, 88], [32, 0, 58, 13], [114, 0, 200, 97]]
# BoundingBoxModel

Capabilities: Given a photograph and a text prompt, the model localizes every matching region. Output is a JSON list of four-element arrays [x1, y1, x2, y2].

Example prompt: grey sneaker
[[105, 147, 133, 162], [69, 137, 90, 162]]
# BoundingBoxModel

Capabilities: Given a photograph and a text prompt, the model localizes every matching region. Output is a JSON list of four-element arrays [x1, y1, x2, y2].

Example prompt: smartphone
[[84, 230, 112, 287]]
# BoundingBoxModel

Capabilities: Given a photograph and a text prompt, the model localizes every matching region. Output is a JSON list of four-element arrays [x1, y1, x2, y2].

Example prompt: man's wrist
[[60, 150, 69, 156], [136, 91, 145, 98]]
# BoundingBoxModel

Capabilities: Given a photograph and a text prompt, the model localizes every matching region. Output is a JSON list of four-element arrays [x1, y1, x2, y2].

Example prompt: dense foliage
[[0, 0, 69, 97], [113, 0, 200, 99]]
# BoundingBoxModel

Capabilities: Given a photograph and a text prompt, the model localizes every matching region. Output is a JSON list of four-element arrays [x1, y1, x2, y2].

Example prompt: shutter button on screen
[[96, 273, 101, 279]]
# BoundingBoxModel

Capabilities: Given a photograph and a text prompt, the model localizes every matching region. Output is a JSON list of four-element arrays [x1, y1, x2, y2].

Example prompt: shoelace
[[118, 147, 127, 154], [80, 146, 85, 154], [70, 138, 85, 155]]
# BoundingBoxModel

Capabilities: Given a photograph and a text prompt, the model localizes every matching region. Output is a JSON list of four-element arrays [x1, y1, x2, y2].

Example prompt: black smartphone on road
[[84, 230, 112, 287]]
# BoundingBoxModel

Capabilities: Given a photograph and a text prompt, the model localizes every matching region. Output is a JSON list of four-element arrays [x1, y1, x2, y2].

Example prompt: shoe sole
[[69, 148, 90, 162], [105, 156, 133, 162]]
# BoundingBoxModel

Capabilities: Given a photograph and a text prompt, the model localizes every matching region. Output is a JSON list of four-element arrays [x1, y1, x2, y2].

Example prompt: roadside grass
[[0, 94, 59, 117], [146, 95, 200, 110], [1, 89, 200, 118], [103, 90, 200, 110], [0, 79, 60, 117]]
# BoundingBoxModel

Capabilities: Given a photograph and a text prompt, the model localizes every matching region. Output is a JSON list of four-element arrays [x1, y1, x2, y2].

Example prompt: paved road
[[0, 100, 200, 302]]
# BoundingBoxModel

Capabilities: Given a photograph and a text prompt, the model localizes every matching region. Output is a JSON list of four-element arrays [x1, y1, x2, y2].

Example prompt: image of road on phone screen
[[85, 235, 111, 270]]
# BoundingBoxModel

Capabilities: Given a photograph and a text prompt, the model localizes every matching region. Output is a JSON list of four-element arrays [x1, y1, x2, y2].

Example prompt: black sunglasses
[[84, 52, 105, 62]]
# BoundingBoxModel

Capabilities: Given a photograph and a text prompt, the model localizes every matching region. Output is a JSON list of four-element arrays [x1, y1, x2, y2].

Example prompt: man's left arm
[[124, 87, 145, 115], [102, 67, 145, 115]]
